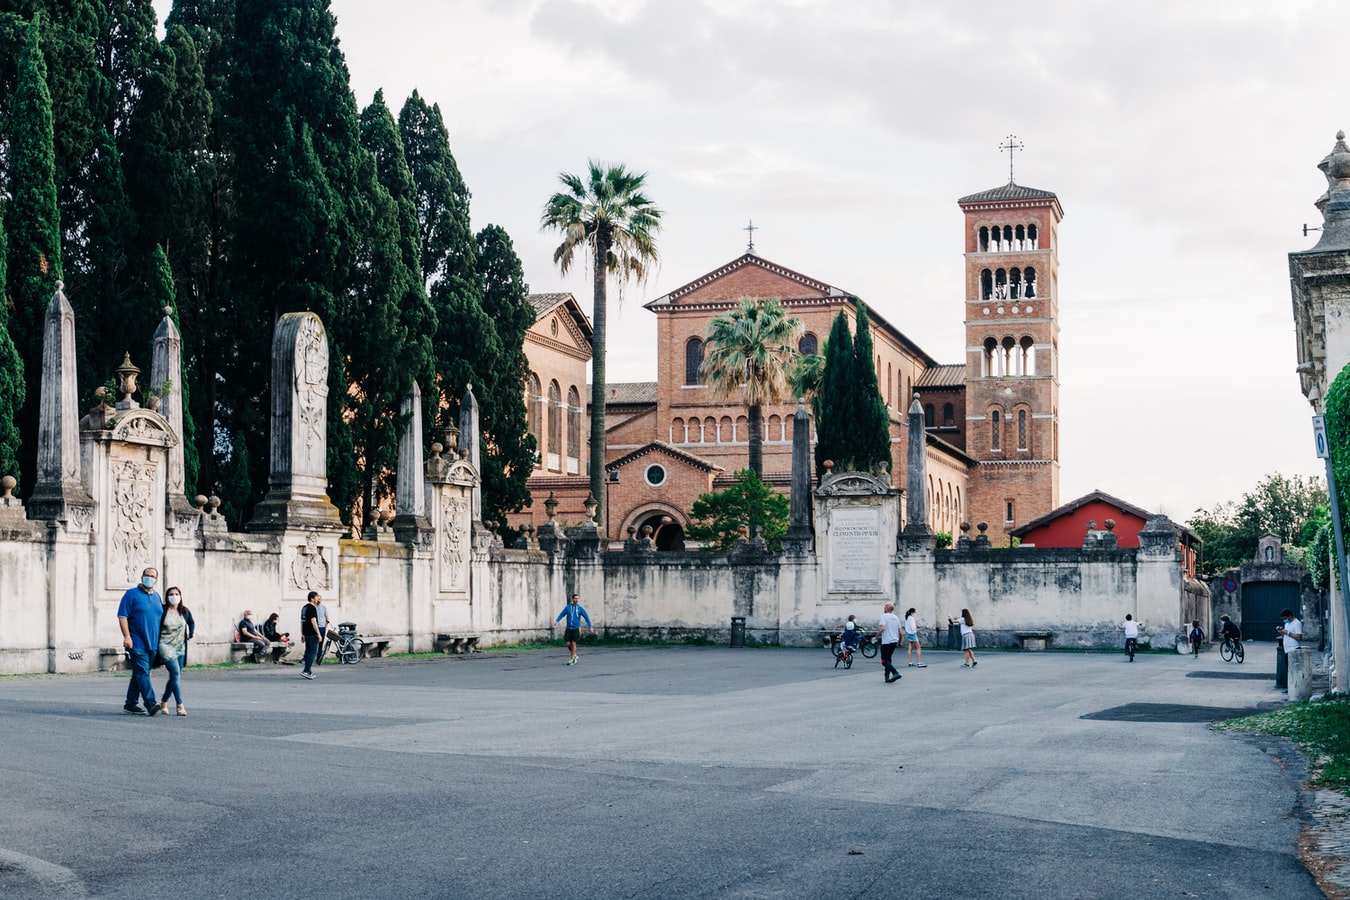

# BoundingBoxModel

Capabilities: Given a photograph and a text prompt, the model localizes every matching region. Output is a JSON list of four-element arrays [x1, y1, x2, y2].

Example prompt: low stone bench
[[230, 641, 291, 664], [1015, 631, 1054, 651], [434, 634, 479, 654], [361, 637, 394, 658]]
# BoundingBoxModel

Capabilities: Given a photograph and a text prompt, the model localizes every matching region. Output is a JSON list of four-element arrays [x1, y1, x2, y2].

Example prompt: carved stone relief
[[110, 459, 155, 583], [440, 495, 468, 593], [295, 317, 329, 473], [289, 533, 331, 591]]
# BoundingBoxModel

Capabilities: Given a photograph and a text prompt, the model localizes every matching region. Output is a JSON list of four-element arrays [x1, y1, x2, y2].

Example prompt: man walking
[[555, 593, 592, 665], [118, 566, 164, 715], [300, 591, 323, 680], [876, 603, 902, 684]]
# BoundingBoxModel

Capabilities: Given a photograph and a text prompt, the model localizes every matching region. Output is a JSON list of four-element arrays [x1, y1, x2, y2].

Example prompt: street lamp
[[606, 469, 619, 546]]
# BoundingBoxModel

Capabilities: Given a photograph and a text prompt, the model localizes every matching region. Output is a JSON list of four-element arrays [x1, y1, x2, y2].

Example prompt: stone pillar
[[1136, 514, 1184, 631], [899, 393, 934, 554], [458, 383, 482, 525], [783, 399, 814, 555], [247, 312, 343, 532], [28, 282, 94, 526], [1287, 648, 1315, 702], [150, 306, 198, 537], [391, 381, 432, 544]]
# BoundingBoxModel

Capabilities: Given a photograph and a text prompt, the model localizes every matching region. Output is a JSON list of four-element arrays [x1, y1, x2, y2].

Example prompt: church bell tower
[[958, 142, 1063, 543]]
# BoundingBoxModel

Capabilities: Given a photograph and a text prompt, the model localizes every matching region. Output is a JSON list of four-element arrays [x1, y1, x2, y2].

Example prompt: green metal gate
[[1241, 581, 1299, 642]]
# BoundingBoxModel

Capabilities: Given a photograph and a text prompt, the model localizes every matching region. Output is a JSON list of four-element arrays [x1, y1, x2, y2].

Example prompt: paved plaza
[[0, 640, 1325, 898]]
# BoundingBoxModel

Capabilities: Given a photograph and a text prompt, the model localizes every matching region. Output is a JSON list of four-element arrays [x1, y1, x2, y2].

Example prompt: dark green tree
[[475, 223, 538, 526], [849, 303, 892, 473], [542, 161, 663, 525], [354, 89, 435, 523], [1187, 473, 1328, 575], [813, 311, 853, 476], [685, 469, 790, 552], [217, 430, 252, 529], [0, 204, 23, 482], [5, 13, 62, 493]]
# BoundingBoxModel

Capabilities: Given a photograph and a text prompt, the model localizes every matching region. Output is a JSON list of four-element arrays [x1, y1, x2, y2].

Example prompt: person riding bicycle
[[836, 615, 861, 662], [1218, 615, 1241, 644]]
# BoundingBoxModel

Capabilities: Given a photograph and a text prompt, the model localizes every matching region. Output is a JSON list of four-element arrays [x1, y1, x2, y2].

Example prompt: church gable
[[648, 254, 846, 308], [526, 293, 592, 360]]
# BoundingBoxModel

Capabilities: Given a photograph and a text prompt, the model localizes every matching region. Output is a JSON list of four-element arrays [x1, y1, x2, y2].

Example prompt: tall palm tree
[[541, 161, 662, 526], [702, 297, 803, 478]]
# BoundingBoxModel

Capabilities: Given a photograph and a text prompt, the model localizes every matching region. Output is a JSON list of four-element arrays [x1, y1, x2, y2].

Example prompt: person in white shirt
[[875, 604, 903, 684], [1121, 614, 1141, 662], [904, 608, 926, 668], [1277, 610, 1303, 653]]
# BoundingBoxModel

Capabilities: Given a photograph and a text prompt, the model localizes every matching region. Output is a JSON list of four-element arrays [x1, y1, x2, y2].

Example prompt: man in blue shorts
[[555, 594, 592, 665], [117, 566, 164, 715]]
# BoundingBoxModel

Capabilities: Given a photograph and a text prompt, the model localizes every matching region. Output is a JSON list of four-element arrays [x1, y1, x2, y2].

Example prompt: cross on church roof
[[744, 219, 758, 255], [999, 134, 1024, 184]]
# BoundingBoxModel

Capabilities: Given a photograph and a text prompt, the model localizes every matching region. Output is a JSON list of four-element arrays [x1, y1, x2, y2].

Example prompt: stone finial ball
[[1, 474, 16, 495], [430, 441, 443, 455], [1104, 518, 1116, 531], [822, 460, 834, 471], [960, 522, 970, 533], [976, 522, 988, 533], [208, 495, 222, 512], [194, 494, 208, 510]]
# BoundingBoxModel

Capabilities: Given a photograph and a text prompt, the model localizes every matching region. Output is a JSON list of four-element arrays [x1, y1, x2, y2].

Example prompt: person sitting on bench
[[238, 610, 269, 663]]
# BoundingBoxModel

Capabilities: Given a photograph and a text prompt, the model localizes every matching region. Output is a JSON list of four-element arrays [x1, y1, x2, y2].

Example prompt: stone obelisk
[[28, 282, 94, 525], [150, 306, 194, 522], [247, 312, 343, 532], [783, 398, 814, 555], [391, 381, 432, 543]]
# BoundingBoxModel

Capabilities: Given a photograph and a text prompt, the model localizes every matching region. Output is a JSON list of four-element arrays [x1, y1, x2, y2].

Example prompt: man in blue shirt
[[118, 566, 164, 715], [555, 594, 592, 666]]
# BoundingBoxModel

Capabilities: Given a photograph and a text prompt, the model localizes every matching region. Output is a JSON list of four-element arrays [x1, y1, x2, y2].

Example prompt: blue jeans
[[303, 635, 321, 674], [161, 654, 183, 704], [124, 647, 157, 708]]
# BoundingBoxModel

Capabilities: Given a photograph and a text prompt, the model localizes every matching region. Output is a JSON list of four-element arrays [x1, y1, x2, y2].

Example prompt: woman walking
[[157, 588, 190, 716], [949, 609, 978, 668]]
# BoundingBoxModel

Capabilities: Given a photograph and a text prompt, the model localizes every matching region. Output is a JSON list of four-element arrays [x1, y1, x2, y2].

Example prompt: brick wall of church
[[967, 460, 1060, 546]]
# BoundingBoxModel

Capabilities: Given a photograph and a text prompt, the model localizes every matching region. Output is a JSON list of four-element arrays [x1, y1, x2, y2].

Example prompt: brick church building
[[511, 177, 1064, 548]]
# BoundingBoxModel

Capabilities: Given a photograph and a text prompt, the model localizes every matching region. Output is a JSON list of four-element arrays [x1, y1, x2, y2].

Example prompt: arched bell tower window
[[685, 337, 704, 386], [1017, 409, 1028, 450], [990, 409, 1001, 451], [981, 269, 993, 300], [1019, 336, 1035, 375], [978, 226, 990, 252], [983, 337, 998, 376], [1027, 224, 1038, 249], [1023, 267, 1037, 298]]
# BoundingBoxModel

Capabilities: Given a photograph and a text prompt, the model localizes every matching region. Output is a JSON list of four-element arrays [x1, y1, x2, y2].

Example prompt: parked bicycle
[[1219, 634, 1245, 663], [324, 621, 365, 664]]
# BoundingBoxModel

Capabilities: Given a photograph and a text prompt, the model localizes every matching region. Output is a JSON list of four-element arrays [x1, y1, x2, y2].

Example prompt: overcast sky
[[165, 0, 1347, 520]]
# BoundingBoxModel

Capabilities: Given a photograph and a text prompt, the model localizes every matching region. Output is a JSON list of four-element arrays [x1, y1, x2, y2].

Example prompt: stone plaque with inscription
[[828, 506, 883, 592]]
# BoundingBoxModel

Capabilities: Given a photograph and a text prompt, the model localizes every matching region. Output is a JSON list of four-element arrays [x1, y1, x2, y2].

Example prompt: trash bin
[[730, 616, 746, 648], [947, 621, 961, 651]]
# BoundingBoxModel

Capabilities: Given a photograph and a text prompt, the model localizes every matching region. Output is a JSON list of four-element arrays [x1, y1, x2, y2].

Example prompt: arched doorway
[[638, 513, 685, 551]]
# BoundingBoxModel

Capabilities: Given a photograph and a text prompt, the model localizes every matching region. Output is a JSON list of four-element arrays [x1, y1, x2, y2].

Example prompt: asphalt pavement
[[0, 640, 1322, 899]]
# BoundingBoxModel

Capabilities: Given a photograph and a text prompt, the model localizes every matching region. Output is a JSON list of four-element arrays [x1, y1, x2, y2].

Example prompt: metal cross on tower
[[999, 134, 1024, 184], [744, 219, 758, 255]]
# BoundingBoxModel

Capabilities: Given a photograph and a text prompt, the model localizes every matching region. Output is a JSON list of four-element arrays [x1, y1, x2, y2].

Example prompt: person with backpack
[[1188, 619, 1205, 657]]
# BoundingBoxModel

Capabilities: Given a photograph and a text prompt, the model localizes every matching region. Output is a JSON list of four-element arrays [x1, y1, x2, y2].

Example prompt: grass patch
[[1216, 694, 1350, 792]]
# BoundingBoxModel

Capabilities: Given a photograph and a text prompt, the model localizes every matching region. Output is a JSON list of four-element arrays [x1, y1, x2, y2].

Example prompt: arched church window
[[1015, 224, 1025, 250], [1017, 409, 1028, 450], [672, 416, 686, 443], [924, 404, 935, 427], [981, 269, 993, 300], [991, 409, 1001, 451], [527, 373, 542, 465], [979, 226, 989, 252], [1002, 226, 1013, 250], [994, 268, 1008, 300], [943, 403, 954, 426], [1027, 224, 1038, 249], [1020, 336, 1035, 375], [567, 386, 581, 465], [983, 337, 998, 376], [547, 380, 561, 470], [685, 337, 704, 386], [1024, 267, 1037, 298], [1002, 336, 1016, 375], [798, 332, 818, 356]]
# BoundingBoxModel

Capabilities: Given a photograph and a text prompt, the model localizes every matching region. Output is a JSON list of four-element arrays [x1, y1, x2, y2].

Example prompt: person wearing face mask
[[158, 588, 190, 716], [117, 567, 164, 716]]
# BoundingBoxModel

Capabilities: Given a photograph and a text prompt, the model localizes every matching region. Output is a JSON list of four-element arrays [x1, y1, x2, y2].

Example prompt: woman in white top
[[904, 608, 926, 668], [949, 609, 977, 668]]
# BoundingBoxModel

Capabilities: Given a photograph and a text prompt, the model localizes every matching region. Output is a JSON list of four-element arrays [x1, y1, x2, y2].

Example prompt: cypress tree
[[5, 13, 62, 492], [814, 311, 853, 476], [475, 223, 538, 525], [850, 303, 892, 472], [354, 89, 435, 523], [0, 204, 23, 483]]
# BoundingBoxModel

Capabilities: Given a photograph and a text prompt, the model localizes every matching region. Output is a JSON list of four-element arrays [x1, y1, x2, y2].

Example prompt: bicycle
[[325, 622, 365, 664], [1219, 634, 1244, 663], [829, 632, 880, 665]]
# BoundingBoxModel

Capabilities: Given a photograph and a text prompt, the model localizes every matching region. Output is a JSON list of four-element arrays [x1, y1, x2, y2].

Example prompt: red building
[[1009, 489, 1200, 576]]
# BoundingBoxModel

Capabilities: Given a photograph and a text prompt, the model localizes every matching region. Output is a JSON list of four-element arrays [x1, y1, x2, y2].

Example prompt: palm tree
[[541, 161, 662, 526], [701, 297, 803, 478]]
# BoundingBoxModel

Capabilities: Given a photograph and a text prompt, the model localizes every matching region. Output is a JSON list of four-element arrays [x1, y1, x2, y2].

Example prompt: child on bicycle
[[836, 615, 861, 663], [1218, 615, 1241, 644]]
